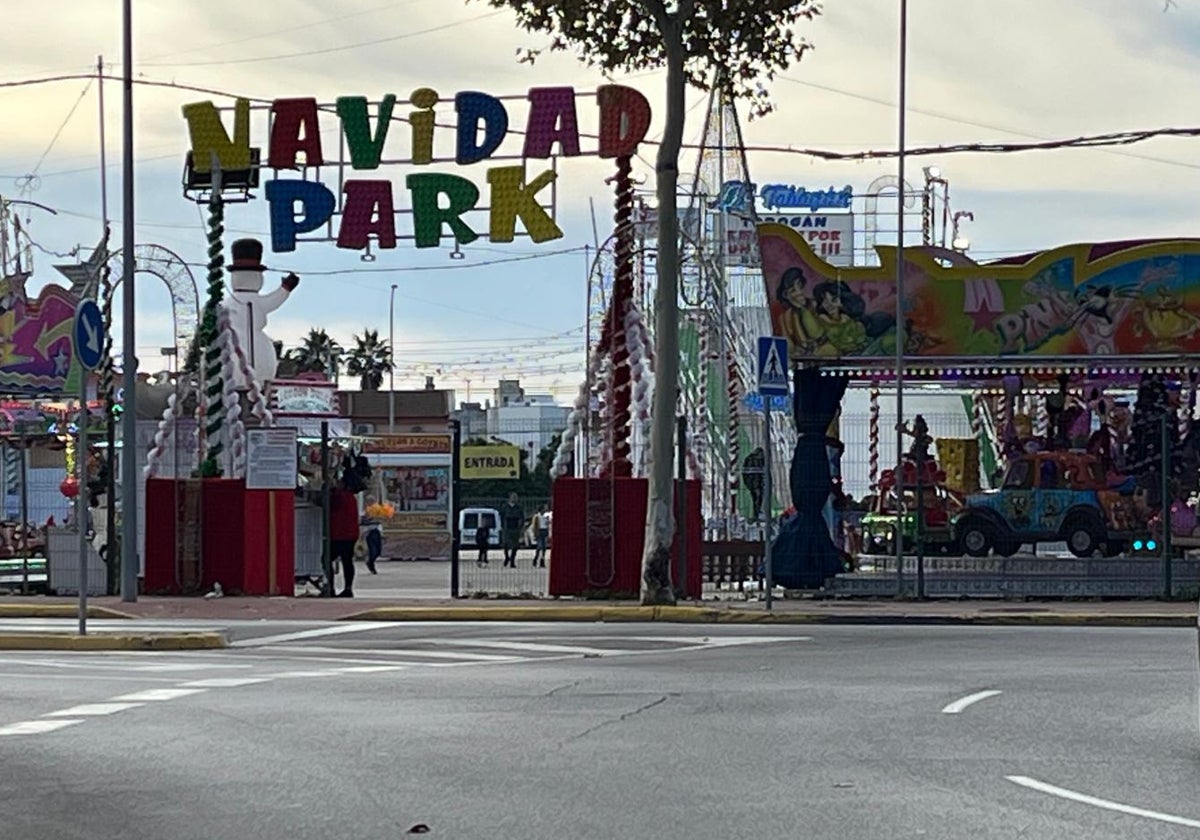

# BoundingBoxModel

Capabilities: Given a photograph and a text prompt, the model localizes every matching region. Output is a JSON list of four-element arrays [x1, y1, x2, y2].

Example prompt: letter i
[[410, 88, 439, 165]]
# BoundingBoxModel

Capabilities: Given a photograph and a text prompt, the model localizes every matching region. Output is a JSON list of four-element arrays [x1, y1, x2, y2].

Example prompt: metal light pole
[[894, 0, 909, 598], [389, 283, 397, 433], [120, 0, 138, 602]]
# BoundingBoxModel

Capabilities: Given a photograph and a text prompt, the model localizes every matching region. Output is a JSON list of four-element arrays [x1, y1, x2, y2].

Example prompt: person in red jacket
[[329, 474, 361, 597]]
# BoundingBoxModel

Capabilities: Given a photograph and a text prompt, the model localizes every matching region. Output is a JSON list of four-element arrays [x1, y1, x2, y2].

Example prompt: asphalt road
[[1, 622, 1197, 840]]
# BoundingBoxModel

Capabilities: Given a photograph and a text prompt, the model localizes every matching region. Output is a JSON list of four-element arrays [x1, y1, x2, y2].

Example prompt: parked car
[[459, 507, 501, 549]]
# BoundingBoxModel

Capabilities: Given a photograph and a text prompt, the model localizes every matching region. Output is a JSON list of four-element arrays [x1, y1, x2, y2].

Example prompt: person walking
[[532, 505, 551, 567], [499, 492, 525, 568], [475, 518, 492, 566], [329, 473, 361, 597]]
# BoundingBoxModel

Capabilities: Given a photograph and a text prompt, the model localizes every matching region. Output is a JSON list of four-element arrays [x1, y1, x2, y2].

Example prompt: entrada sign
[[714, 180, 854, 213], [181, 86, 652, 253]]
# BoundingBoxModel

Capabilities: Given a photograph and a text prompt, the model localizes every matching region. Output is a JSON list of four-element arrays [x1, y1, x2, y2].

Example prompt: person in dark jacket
[[475, 519, 492, 566], [329, 474, 361, 597]]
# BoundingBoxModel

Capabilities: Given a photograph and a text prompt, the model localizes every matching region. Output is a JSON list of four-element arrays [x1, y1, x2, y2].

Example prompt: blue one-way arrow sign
[[73, 299, 105, 371], [756, 336, 789, 397]]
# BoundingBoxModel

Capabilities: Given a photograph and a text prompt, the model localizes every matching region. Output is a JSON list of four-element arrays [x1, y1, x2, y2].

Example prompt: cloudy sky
[[2, 0, 1197, 402]]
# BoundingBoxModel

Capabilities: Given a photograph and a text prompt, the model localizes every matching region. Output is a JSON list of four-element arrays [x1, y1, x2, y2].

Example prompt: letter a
[[269, 98, 325, 169]]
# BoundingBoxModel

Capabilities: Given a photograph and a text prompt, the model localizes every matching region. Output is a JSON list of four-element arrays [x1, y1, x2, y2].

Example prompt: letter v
[[336, 95, 397, 171]]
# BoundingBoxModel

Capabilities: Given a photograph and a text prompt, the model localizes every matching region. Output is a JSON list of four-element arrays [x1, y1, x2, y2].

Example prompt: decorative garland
[[144, 385, 190, 479], [727, 347, 741, 515], [868, 383, 881, 489], [625, 302, 654, 478], [197, 192, 226, 477], [595, 355, 614, 474], [694, 311, 710, 494], [551, 344, 605, 479], [608, 154, 635, 475]]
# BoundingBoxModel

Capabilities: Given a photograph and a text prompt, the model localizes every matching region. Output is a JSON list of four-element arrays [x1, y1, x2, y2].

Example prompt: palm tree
[[345, 328, 392, 391], [287, 328, 344, 381]]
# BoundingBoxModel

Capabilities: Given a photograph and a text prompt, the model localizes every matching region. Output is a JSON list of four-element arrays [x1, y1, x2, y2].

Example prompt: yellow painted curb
[[345, 605, 1195, 627], [0, 632, 228, 651], [0, 604, 135, 620]]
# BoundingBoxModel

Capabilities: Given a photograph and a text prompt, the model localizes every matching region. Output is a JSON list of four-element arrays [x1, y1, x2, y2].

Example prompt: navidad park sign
[[182, 86, 652, 254]]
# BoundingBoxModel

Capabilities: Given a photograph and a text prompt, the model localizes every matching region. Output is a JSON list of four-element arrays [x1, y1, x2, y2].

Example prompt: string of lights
[[2, 71, 1200, 164]]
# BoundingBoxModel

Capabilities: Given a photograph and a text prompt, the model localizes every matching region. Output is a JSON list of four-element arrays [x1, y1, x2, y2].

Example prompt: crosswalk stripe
[[45, 703, 143, 717], [110, 688, 207, 702], [255, 644, 520, 661], [0, 719, 83, 736]]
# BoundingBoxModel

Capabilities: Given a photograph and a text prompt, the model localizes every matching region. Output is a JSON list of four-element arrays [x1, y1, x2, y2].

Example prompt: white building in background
[[452, 379, 570, 465]]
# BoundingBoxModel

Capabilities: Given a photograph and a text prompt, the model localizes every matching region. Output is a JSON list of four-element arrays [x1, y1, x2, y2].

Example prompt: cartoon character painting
[[759, 223, 1200, 363], [221, 239, 299, 389]]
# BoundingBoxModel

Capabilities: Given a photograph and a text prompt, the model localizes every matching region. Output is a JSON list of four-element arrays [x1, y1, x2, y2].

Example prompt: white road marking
[[110, 688, 207, 702], [428, 639, 623, 656], [0, 672, 186, 684], [941, 690, 1003, 714], [337, 665, 406, 673], [0, 719, 84, 736], [1007, 775, 1200, 829], [46, 702, 144, 717], [229, 623, 382, 648], [178, 677, 272, 688], [273, 670, 341, 678], [0, 657, 251, 672], [255, 644, 521, 661]]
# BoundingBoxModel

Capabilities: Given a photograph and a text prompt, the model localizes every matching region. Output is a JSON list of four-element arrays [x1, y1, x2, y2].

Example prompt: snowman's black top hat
[[229, 238, 268, 273]]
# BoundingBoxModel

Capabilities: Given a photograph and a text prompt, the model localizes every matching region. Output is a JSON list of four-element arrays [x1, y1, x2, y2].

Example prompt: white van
[[459, 507, 501, 548]]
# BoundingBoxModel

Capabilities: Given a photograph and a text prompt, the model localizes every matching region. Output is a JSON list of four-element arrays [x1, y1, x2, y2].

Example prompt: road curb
[[343, 606, 1196, 627], [0, 632, 228, 651], [0, 604, 135, 620]]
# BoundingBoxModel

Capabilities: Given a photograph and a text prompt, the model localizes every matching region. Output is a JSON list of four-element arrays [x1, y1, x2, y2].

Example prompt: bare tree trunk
[[640, 5, 687, 605]]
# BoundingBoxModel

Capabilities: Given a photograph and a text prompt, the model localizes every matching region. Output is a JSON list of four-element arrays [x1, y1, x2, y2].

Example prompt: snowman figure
[[222, 238, 298, 389]]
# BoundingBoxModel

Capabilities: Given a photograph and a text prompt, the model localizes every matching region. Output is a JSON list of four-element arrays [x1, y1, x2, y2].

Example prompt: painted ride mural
[[0, 274, 79, 395], [758, 222, 1200, 362]]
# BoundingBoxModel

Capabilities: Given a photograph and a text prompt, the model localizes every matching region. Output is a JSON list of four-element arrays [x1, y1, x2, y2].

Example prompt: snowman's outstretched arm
[[259, 273, 299, 313]]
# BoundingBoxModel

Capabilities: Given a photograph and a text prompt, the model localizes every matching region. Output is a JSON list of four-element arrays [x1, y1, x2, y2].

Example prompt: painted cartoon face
[[818, 289, 843, 316], [784, 281, 806, 308]]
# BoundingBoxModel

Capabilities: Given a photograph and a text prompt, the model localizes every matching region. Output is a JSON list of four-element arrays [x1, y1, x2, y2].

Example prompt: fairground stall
[[758, 223, 1200, 597]]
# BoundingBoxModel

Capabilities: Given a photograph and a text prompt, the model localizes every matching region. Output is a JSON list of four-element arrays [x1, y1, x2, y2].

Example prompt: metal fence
[[834, 554, 1200, 599]]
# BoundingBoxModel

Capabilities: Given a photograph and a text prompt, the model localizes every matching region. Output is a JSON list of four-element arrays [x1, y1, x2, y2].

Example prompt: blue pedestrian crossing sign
[[73, 300, 106, 371], [756, 336, 789, 397]]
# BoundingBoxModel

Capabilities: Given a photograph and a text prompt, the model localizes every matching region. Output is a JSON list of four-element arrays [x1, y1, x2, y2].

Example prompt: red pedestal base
[[548, 478, 702, 599], [145, 478, 295, 596]]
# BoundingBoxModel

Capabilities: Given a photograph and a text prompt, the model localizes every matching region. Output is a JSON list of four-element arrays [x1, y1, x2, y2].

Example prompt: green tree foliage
[[344, 328, 392, 391], [287, 328, 344, 378]]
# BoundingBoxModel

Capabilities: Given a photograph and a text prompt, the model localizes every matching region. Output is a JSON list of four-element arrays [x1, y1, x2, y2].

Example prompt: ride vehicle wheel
[[1062, 513, 1104, 558], [958, 518, 994, 558]]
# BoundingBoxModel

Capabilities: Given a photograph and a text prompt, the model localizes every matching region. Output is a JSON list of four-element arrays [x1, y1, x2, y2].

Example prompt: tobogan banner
[[460, 445, 521, 480]]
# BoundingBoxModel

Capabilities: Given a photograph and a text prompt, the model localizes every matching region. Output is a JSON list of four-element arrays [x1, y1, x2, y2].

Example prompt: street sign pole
[[78, 386, 89, 635], [755, 336, 789, 612], [74, 299, 106, 635], [763, 397, 773, 611]]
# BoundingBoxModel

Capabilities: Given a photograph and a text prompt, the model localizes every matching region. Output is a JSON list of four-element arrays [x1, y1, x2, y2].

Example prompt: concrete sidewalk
[[0, 595, 1195, 627]]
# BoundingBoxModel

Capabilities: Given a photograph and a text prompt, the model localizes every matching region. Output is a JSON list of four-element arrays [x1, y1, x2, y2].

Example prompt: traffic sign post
[[756, 337, 790, 611], [73, 300, 106, 635]]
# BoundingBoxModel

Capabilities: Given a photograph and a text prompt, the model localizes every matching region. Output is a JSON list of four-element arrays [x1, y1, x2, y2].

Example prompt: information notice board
[[246, 428, 298, 490]]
